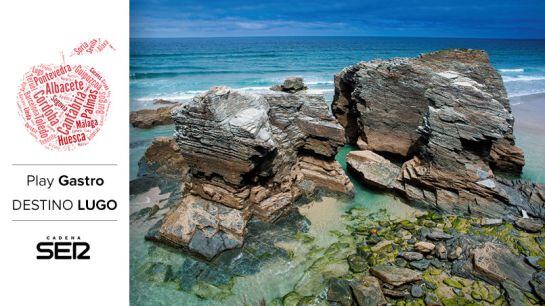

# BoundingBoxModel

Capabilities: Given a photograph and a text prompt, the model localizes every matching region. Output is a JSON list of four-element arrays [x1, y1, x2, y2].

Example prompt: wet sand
[[512, 93, 545, 135], [511, 93, 545, 183]]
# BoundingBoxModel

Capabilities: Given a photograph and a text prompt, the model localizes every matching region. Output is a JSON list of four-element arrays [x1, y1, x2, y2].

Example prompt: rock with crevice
[[148, 86, 353, 259]]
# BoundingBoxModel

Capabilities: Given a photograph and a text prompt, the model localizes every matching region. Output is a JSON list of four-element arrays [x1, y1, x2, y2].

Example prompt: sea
[[130, 37, 545, 305]]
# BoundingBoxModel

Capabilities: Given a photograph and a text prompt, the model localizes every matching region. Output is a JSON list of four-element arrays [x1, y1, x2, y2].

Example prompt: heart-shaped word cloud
[[17, 64, 111, 150]]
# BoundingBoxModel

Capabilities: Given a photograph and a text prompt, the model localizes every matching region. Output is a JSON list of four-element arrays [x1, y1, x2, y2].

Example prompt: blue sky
[[131, 0, 545, 39]]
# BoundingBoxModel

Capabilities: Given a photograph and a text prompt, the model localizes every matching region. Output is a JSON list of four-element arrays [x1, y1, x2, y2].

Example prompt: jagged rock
[[346, 150, 401, 189], [515, 217, 544, 233], [270, 77, 307, 93], [370, 264, 422, 286], [130, 105, 177, 128], [332, 49, 545, 221], [350, 276, 387, 306], [149, 87, 352, 259], [472, 242, 535, 291]]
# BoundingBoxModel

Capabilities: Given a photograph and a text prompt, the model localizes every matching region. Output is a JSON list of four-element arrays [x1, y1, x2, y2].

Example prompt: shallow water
[[130, 145, 423, 305], [130, 37, 545, 305]]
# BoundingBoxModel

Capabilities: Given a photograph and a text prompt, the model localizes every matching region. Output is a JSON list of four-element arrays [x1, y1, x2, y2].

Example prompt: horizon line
[[130, 34, 545, 41]]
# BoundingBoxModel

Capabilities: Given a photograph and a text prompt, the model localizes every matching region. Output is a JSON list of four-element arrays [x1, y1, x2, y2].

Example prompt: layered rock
[[130, 105, 178, 129], [333, 49, 544, 220], [148, 85, 353, 259]]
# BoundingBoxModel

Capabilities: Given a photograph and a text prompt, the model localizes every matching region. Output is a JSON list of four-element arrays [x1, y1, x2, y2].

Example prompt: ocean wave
[[306, 80, 334, 85], [502, 75, 545, 83], [499, 68, 525, 73], [132, 85, 336, 108], [130, 69, 326, 80]]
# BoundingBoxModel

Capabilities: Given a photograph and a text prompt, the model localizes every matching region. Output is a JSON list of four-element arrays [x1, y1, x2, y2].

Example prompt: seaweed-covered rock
[[370, 264, 422, 286], [350, 276, 387, 306]]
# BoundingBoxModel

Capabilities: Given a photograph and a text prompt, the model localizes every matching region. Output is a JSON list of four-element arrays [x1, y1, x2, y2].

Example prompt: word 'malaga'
[[16, 63, 111, 150]]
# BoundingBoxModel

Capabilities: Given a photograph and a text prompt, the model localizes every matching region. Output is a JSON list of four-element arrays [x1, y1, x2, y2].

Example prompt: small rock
[[531, 271, 545, 302], [382, 288, 406, 299], [480, 218, 503, 226], [370, 264, 422, 286], [411, 284, 424, 298], [443, 278, 464, 289], [447, 246, 463, 261], [271, 77, 307, 93], [424, 293, 441, 306], [434, 243, 448, 260], [283, 291, 302, 306], [371, 240, 393, 252], [526, 256, 545, 270], [414, 241, 435, 253], [399, 252, 424, 261], [427, 229, 453, 241], [515, 218, 544, 233], [399, 229, 413, 240], [502, 280, 528, 306], [348, 254, 368, 273], [394, 257, 408, 267], [410, 259, 431, 271], [326, 278, 353, 306], [350, 276, 387, 306]]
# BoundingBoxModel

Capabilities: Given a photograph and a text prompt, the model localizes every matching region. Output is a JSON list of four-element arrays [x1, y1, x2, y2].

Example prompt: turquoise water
[[130, 37, 545, 305]]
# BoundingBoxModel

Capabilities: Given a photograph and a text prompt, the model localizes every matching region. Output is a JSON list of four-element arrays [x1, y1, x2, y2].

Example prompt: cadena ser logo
[[36, 235, 90, 260]]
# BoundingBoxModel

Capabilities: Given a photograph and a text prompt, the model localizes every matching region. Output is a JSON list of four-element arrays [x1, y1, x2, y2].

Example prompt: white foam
[[502, 75, 545, 82], [499, 68, 524, 73]]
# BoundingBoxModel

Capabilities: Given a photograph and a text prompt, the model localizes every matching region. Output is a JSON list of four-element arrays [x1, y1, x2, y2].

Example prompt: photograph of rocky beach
[[129, 1, 545, 305]]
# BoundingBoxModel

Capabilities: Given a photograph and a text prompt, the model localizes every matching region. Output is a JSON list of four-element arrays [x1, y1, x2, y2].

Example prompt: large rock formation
[[147, 85, 353, 259], [334, 49, 544, 220]]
